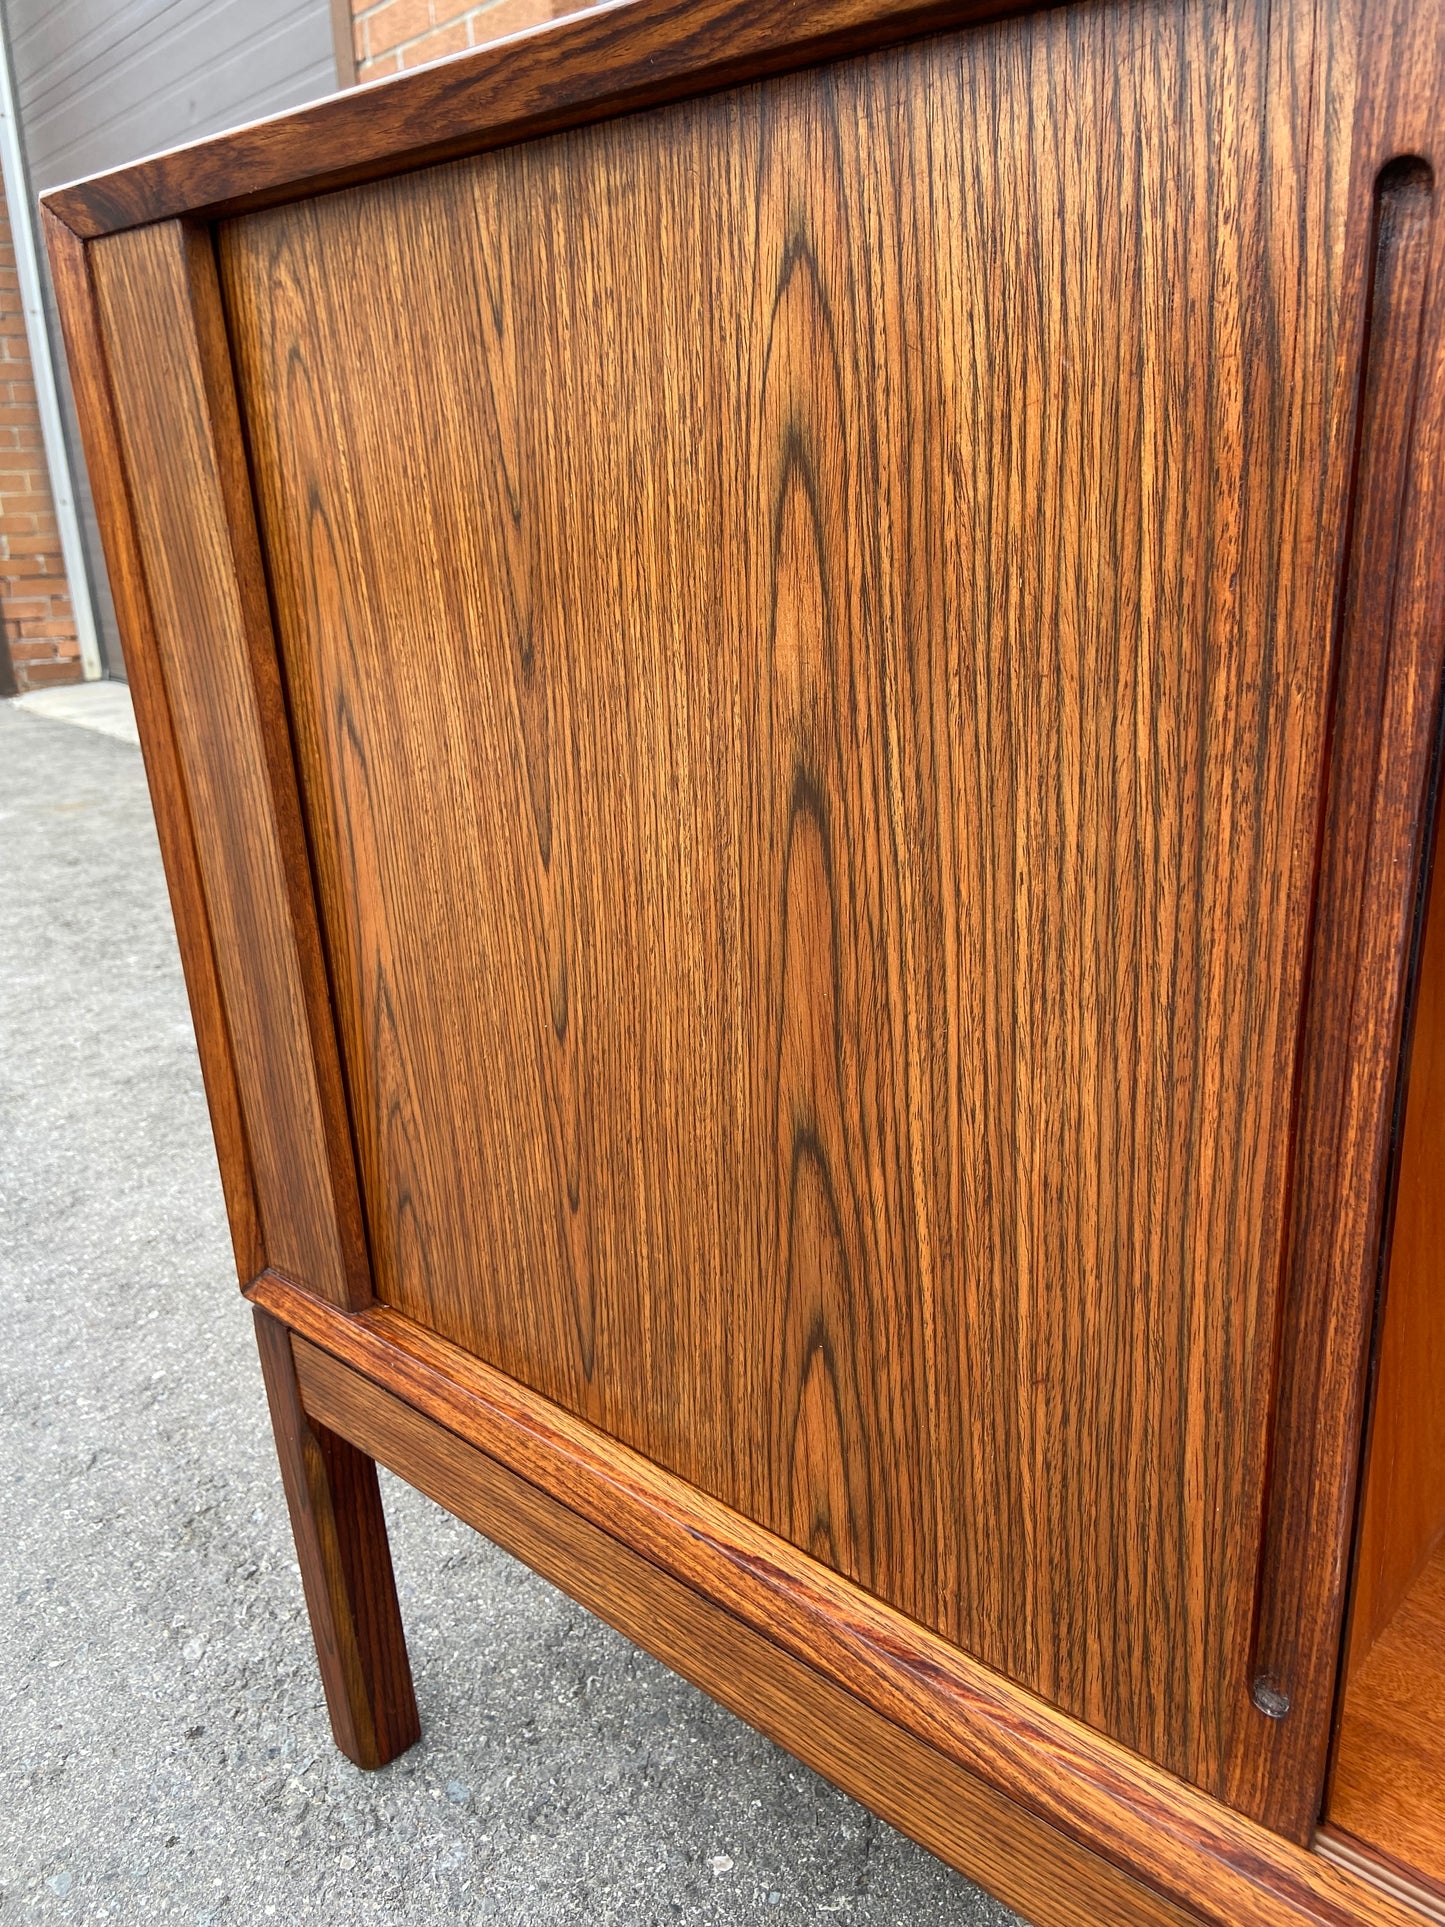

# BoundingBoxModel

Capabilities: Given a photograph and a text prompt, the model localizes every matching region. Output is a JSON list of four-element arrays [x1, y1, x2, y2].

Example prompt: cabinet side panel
[[220, 0, 1359, 1793], [41, 207, 262, 1282], [92, 219, 370, 1310]]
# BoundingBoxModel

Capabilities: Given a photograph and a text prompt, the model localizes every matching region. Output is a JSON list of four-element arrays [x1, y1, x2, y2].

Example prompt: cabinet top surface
[[40, 0, 1030, 241]]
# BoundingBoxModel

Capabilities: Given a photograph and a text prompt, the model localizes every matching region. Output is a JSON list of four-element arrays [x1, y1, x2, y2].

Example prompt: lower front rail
[[268, 1311, 1193, 1927], [246, 1290, 1421, 1927]]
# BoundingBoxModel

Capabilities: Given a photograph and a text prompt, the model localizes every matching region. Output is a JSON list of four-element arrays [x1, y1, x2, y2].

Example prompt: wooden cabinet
[[43, 0, 1445, 1920]]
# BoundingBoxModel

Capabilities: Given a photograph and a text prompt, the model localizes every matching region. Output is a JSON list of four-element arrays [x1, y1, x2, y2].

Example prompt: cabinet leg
[[253, 1308, 421, 1768]]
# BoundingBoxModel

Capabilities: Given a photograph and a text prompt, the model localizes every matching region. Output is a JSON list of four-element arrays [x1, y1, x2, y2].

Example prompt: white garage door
[[4, 0, 343, 674]]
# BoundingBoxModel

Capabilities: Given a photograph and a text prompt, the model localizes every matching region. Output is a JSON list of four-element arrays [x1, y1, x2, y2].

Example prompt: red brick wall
[[352, 0, 584, 83], [0, 188, 81, 693]]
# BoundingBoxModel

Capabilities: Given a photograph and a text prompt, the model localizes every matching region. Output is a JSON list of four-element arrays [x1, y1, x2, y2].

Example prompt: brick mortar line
[[355, 0, 525, 63]]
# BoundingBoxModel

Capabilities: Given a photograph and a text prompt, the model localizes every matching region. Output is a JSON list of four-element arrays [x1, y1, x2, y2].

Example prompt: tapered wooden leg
[[253, 1308, 421, 1768]]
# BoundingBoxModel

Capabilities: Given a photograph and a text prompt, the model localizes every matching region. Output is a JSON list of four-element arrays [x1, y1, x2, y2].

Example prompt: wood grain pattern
[[43, 0, 1445, 1895], [1317, 1832, 1445, 1927], [1330, 1543, 1445, 1894], [222, 0, 1359, 1804], [39, 205, 263, 1283], [291, 1326, 1206, 1927], [42, 0, 1038, 238], [253, 1310, 419, 1768], [1345, 765, 1445, 1675], [252, 1269, 1422, 1927], [1239, 0, 1445, 1836], [89, 220, 370, 1309]]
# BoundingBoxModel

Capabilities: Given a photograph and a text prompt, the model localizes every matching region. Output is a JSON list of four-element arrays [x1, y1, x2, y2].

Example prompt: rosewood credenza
[[42, 0, 1445, 1920]]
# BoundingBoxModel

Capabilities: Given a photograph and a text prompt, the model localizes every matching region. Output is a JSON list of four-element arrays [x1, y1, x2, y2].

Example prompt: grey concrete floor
[[0, 695, 1023, 1927]]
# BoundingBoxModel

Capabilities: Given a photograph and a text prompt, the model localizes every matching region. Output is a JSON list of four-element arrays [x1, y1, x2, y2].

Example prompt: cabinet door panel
[[219, 0, 1361, 1800]]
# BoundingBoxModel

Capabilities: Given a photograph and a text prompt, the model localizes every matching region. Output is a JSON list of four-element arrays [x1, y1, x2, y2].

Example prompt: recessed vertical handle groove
[[1246, 152, 1439, 1828]]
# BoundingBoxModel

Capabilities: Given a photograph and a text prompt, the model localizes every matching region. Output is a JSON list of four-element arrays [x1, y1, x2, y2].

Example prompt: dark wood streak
[[40, 207, 265, 1286], [215, 0, 1368, 1808], [289, 1318, 1212, 1927], [44, 0, 1045, 239], [90, 220, 372, 1312], [482, 183, 601, 1380], [43, 0, 1445, 1904], [255, 1269, 1425, 1927], [760, 148, 883, 1589], [1239, 0, 1445, 1838]]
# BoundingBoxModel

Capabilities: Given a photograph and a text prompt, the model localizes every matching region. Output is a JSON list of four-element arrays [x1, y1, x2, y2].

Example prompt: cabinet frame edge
[[250, 1268, 1422, 1927]]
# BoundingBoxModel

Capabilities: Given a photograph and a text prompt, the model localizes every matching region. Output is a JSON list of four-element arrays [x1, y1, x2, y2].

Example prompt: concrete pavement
[[0, 691, 1020, 1927]]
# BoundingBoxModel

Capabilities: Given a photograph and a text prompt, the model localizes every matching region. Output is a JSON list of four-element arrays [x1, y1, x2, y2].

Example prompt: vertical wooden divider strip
[[89, 218, 371, 1311], [1239, 0, 1445, 1839], [41, 205, 264, 1285]]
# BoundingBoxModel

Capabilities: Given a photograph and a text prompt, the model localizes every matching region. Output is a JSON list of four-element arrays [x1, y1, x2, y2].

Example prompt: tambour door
[[91, 0, 1445, 1841]]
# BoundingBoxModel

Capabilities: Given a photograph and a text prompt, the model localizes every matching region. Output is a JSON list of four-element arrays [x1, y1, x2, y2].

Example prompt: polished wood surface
[[44, 0, 1034, 237], [1323, 666, 1445, 1892], [252, 1269, 1419, 1927], [1331, 1543, 1445, 1896], [40, 0, 1445, 1910], [40, 206, 263, 1284], [89, 220, 370, 1310], [291, 1326, 1204, 1927], [1317, 1833, 1445, 1927], [1244, 0, 1445, 1833], [1346, 769, 1445, 1673], [223, 0, 1360, 1805], [253, 1309, 420, 1768]]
